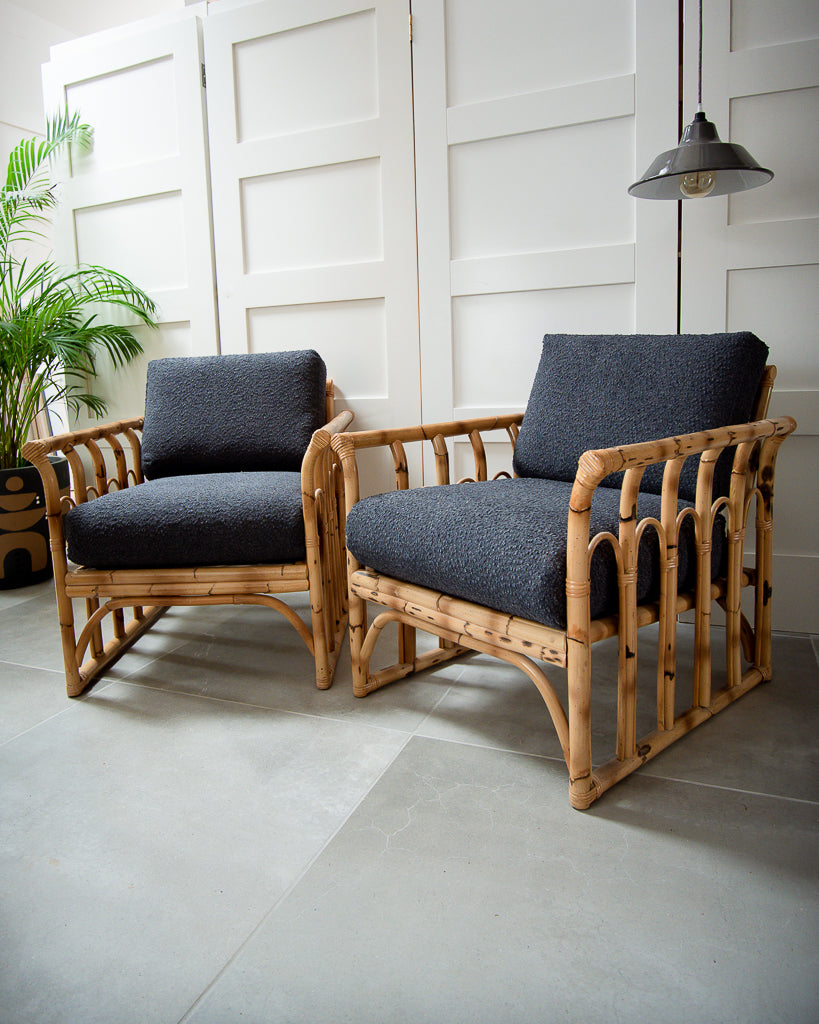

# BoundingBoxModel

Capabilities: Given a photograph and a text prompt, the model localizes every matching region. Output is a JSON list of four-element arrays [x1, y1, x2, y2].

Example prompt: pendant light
[[628, 0, 773, 200]]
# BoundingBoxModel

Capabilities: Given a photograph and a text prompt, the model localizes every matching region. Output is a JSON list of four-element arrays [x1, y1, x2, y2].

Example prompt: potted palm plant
[[0, 111, 158, 588]]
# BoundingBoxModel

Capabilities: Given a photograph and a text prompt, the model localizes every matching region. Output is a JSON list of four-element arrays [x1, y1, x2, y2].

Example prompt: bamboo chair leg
[[86, 597, 104, 659], [399, 623, 416, 664], [348, 585, 370, 698], [56, 592, 84, 697], [567, 637, 596, 810]]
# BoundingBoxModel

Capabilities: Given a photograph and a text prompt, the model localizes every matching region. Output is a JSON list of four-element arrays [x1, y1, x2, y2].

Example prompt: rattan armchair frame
[[331, 368, 796, 808], [23, 382, 352, 696]]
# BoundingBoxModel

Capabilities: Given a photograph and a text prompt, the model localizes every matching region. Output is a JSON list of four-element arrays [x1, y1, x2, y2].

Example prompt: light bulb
[[680, 170, 717, 198]]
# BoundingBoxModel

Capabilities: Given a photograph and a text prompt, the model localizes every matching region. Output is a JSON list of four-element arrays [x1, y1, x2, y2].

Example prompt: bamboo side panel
[[65, 579, 311, 599], [350, 569, 567, 665], [575, 663, 768, 809], [66, 564, 309, 586]]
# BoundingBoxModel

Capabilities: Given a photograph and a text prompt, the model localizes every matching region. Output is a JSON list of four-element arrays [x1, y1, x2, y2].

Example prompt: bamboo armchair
[[23, 349, 352, 696], [331, 333, 796, 808]]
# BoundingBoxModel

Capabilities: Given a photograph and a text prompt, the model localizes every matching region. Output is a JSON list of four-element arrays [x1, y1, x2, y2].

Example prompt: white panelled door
[[203, 0, 420, 437], [680, 0, 819, 631], [411, 0, 679, 479], [42, 12, 219, 425]]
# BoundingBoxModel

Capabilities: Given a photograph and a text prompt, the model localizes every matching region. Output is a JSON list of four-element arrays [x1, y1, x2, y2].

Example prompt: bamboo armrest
[[323, 408, 354, 434], [335, 413, 523, 451], [22, 417, 147, 510], [574, 417, 797, 490], [22, 417, 145, 464], [331, 413, 524, 499]]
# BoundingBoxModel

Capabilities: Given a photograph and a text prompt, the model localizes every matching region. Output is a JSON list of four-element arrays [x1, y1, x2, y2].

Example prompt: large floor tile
[[184, 736, 819, 1024], [0, 682, 407, 1024], [0, 589, 72, 673], [0, 579, 55, 612], [640, 632, 819, 801], [413, 626, 818, 802], [120, 603, 464, 732], [0, 591, 203, 678], [0, 662, 82, 744]]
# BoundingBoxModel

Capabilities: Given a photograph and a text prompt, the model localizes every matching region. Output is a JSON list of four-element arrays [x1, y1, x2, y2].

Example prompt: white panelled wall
[[679, 0, 819, 631], [42, 6, 218, 427], [42, 0, 818, 631]]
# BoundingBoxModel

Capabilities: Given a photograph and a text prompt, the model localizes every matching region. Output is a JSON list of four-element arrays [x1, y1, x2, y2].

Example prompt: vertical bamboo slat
[[616, 466, 644, 759], [693, 452, 719, 709], [469, 429, 488, 482], [390, 440, 409, 490], [107, 434, 129, 490], [432, 434, 450, 485], [85, 438, 108, 497], [657, 458, 684, 731], [123, 426, 144, 485]]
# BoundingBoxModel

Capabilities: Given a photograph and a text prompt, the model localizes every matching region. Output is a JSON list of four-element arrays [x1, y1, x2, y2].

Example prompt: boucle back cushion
[[512, 333, 768, 500], [140, 349, 326, 478]]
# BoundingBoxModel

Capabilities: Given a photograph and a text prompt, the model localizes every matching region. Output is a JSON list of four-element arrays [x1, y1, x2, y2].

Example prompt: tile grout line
[[114, 674, 433, 740], [0, 658, 121, 748], [402, 732, 819, 808], [174, 729, 416, 1024], [638, 771, 819, 807]]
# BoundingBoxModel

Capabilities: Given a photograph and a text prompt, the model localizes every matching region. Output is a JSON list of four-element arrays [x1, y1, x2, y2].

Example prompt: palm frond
[[0, 112, 156, 468], [0, 110, 93, 259]]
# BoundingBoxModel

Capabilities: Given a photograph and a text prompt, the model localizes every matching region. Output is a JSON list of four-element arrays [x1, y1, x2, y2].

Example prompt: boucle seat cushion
[[65, 472, 306, 569], [140, 349, 327, 479], [345, 478, 723, 631], [513, 333, 768, 500]]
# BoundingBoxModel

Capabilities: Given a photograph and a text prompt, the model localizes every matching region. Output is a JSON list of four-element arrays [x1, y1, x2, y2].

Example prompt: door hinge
[[201, 62, 206, 88]]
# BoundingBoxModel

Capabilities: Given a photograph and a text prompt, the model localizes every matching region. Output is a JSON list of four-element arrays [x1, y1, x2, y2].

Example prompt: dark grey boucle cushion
[[64, 472, 306, 568], [140, 349, 326, 479], [513, 333, 768, 501], [345, 478, 724, 630]]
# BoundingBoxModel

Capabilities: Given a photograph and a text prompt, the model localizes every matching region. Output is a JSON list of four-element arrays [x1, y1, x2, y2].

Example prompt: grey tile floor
[[1, 582, 817, 1024]]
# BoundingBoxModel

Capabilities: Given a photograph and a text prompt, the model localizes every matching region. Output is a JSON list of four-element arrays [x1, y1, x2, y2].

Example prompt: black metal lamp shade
[[628, 111, 774, 200]]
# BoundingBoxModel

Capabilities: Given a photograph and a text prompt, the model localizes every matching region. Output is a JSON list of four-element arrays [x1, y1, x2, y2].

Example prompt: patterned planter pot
[[0, 457, 70, 590]]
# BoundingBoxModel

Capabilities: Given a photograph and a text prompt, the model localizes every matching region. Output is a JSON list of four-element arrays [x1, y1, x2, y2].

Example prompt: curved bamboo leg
[[73, 606, 168, 697], [356, 611, 468, 695], [360, 609, 570, 765]]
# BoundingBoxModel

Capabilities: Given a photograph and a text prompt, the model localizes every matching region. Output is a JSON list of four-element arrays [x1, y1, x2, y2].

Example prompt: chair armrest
[[22, 417, 145, 461], [22, 417, 147, 512], [323, 408, 354, 435], [336, 413, 522, 451], [331, 413, 524, 504], [572, 416, 796, 491]]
